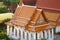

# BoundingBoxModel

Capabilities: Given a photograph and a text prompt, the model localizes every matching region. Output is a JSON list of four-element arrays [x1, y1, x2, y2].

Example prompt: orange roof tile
[[25, 9, 52, 32], [6, 5, 58, 32], [36, 12, 46, 25], [44, 11, 60, 22], [25, 23, 55, 32], [10, 6, 36, 27], [27, 9, 43, 26], [57, 18, 60, 26]]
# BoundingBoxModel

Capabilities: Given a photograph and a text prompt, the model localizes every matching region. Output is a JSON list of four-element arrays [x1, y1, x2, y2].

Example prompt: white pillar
[[20, 27, 24, 40], [7, 25, 10, 35], [37, 32, 41, 40], [32, 32, 36, 40], [28, 32, 32, 40], [14, 27, 16, 37], [17, 27, 20, 40], [10, 26, 12, 37], [44, 30, 47, 38], [40, 31, 43, 38], [48, 29, 51, 40], [52, 29, 54, 40], [24, 31, 28, 40]]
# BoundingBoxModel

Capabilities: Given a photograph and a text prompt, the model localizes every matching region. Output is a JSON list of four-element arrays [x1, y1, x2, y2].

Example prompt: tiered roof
[[7, 5, 57, 32], [36, 0, 60, 26], [8, 5, 36, 27], [6, 0, 60, 32], [21, 0, 60, 12]]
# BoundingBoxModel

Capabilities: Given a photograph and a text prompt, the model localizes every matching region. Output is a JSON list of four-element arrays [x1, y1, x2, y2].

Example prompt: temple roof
[[10, 5, 36, 27], [6, 5, 60, 32], [19, 0, 60, 12], [36, 0, 60, 12], [44, 11, 60, 22]]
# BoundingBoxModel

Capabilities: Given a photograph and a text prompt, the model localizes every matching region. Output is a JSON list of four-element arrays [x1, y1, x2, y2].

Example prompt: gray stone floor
[[55, 34, 60, 40]]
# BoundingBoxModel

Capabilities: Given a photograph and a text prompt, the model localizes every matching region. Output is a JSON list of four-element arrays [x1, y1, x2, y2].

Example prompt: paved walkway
[[55, 34, 60, 40]]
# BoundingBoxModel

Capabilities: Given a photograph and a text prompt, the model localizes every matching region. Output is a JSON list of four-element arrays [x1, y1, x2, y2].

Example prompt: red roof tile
[[36, 0, 60, 12]]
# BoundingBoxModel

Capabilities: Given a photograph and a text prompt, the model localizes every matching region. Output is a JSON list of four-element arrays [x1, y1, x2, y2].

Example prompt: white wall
[[56, 26, 60, 33]]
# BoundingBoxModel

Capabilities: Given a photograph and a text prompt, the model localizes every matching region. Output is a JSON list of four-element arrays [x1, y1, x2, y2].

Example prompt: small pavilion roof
[[9, 5, 36, 27], [25, 9, 56, 32], [6, 3, 60, 32]]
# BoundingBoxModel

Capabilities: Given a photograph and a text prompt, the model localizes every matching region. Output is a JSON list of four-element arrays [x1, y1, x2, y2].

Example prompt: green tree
[[0, 32, 11, 40]]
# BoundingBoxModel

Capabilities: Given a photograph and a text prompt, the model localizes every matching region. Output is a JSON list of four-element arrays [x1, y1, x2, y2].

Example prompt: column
[[40, 31, 43, 38], [48, 29, 51, 40], [14, 27, 16, 37], [7, 25, 10, 35], [20, 27, 24, 40], [52, 29, 54, 40], [10, 26, 12, 37], [32, 32, 36, 40], [17, 27, 20, 40], [37, 32, 41, 40], [24, 31, 28, 40], [44, 30, 47, 39], [28, 32, 32, 40]]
